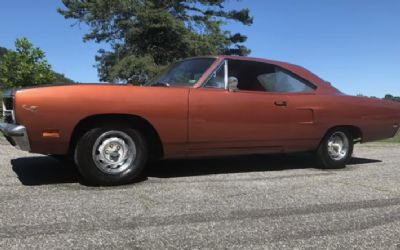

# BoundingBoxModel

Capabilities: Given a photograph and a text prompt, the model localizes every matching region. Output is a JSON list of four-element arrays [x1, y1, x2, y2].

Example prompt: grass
[[382, 132, 400, 143]]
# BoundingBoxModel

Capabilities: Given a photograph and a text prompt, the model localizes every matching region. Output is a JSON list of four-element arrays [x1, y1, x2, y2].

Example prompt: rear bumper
[[0, 123, 31, 151]]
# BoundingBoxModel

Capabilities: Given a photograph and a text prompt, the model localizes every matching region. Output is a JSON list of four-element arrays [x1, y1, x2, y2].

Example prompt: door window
[[226, 60, 316, 93], [204, 63, 226, 89], [257, 69, 315, 93]]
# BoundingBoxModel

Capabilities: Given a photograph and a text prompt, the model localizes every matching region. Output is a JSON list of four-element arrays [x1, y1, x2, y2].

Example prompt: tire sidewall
[[75, 125, 148, 185]]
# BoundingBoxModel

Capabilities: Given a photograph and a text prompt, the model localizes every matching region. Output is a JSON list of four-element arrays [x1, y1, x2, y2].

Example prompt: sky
[[0, 0, 399, 97]]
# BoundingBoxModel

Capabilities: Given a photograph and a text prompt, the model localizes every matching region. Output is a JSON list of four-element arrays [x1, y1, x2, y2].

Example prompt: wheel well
[[69, 114, 164, 160], [326, 125, 363, 142]]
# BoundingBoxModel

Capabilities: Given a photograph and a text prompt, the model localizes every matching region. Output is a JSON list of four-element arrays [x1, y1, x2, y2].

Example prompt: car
[[1, 55, 400, 185]]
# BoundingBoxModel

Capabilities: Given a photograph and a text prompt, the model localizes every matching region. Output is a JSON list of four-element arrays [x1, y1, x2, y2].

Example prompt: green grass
[[382, 132, 400, 143]]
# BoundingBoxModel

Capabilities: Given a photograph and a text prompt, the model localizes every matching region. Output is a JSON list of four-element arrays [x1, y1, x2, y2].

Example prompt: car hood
[[11, 83, 144, 95], [13, 83, 185, 104], [17, 83, 128, 90]]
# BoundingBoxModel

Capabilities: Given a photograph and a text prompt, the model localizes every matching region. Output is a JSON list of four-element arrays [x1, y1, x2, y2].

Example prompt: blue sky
[[0, 0, 399, 97]]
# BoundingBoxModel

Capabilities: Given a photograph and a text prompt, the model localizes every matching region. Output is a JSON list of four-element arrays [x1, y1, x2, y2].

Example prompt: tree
[[0, 38, 56, 88], [0, 47, 8, 59], [384, 94, 400, 102], [58, 0, 253, 83], [0, 44, 74, 88], [53, 72, 75, 84]]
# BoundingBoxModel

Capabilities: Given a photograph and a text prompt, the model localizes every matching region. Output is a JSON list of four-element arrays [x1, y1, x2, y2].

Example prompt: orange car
[[1, 56, 400, 185]]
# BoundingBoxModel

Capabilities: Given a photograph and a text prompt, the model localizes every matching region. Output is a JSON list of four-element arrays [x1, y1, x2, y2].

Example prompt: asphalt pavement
[[1, 137, 400, 249]]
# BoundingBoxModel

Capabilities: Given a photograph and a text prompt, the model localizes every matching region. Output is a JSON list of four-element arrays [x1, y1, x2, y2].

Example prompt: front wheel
[[316, 128, 353, 169], [74, 126, 148, 186]]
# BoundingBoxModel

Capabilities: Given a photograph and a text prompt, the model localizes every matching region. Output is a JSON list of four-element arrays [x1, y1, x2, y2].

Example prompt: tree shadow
[[11, 154, 381, 186]]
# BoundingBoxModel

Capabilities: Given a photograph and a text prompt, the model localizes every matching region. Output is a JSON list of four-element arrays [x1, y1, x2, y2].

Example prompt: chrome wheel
[[92, 131, 136, 174], [327, 131, 349, 161]]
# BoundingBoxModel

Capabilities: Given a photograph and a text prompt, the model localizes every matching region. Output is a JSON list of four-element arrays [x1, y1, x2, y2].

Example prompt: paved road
[[1, 138, 400, 249]]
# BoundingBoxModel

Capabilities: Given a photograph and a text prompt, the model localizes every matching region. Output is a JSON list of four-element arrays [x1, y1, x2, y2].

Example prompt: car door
[[187, 60, 292, 156], [256, 67, 320, 152], [283, 92, 324, 152]]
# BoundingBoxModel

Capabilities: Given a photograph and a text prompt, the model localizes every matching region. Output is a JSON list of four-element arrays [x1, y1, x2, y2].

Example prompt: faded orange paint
[[12, 56, 400, 158]]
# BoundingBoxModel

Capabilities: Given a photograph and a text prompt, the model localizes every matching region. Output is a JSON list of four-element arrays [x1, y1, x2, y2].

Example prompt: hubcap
[[327, 131, 349, 161], [92, 131, 136, 174]]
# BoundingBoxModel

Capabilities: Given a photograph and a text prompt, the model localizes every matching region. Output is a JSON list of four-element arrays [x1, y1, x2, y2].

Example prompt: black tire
[[74, 125, 148, 186], [316, 128, 353, 169]]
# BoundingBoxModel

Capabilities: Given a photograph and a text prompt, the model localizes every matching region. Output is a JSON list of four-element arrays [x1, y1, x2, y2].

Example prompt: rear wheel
[[316, 128, 353, 169], [74, 125, 148, 185]]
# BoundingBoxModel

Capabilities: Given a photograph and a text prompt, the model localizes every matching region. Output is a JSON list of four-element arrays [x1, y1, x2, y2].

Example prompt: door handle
[[274, 100, 288, 107]]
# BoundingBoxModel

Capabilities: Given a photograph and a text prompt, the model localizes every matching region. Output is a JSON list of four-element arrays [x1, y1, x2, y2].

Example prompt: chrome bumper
[[0, 123, 31, 151]]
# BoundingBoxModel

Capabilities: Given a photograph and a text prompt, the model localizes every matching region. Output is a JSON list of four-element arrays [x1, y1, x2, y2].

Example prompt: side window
[[204, 64, 225, 89], [226, 60, 316, 93], [257, 69, 315, 93]]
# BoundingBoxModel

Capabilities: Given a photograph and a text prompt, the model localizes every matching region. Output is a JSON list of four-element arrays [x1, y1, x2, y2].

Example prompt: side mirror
[[228, 76, 239, 92]]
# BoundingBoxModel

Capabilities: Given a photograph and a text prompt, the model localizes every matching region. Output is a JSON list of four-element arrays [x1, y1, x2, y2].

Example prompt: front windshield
[[146, 58, 215, 87]]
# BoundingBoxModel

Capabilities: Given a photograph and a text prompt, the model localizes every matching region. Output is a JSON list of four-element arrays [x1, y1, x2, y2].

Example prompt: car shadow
[[11, 154, 382, 186], [144, 154, 381, 178], [11, 157, 81, 186]]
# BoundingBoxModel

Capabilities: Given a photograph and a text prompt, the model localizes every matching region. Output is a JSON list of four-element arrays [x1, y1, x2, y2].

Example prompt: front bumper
[[0, 123, 31, 151]]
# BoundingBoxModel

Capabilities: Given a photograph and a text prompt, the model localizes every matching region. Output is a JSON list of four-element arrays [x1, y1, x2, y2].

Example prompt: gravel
[[1, 137, 400, 249]]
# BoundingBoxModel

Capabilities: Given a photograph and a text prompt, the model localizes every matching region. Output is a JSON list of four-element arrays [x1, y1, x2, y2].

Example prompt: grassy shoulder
[[381, 132, 400, 143]]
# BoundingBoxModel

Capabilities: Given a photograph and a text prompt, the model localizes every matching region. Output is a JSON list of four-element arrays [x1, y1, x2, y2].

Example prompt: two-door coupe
[[1, 56, 400, 185]]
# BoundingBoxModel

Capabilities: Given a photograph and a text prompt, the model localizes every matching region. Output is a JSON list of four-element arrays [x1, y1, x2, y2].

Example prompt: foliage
[[58, 0, 253, 83], [53, 72, 75, 83], [356, 94, 378, 99], [0, 44, 74, 88], [0, 47, 8, 58], [383, 94, 400, 102], [0, 38, 56, 89], [357, 93, 400, 102]]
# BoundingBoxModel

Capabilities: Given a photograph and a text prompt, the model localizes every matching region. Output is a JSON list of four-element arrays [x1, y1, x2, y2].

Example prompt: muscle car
[[1, 56, 400, 185]]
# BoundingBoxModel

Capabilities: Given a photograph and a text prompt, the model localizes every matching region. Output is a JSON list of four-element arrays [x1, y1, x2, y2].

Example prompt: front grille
[[3, 110, 13, 123], [2, 91, 15, 124], [3, 96, 13, 110]]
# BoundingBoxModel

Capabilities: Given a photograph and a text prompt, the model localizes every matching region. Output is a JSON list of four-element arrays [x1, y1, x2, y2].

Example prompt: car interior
[[228, 60, 315, 93], [205, 60, 316, 93]]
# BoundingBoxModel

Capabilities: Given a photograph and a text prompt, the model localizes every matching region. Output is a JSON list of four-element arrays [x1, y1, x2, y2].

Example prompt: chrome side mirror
[[228, 76, 239, 92]]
